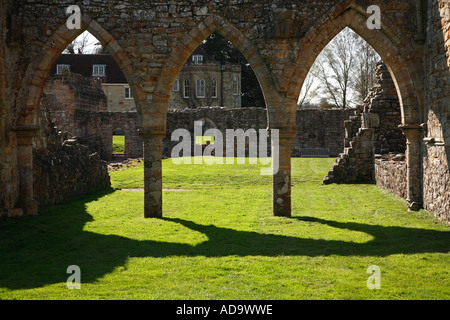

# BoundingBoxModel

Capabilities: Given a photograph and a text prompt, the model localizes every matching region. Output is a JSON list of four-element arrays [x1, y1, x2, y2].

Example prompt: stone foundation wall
[[422, 0, 450, 223], [374, 154, 407, 199], [33, 140, 111, 207], [49, 102, 355, 161], [0, 0, 20, 218], [32, 94, 111, 209]]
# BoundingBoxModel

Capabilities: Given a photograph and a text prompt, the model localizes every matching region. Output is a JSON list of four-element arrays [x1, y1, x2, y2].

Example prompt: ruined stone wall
[[0, 0, 20, 217], [293, 109, 356, 157], [165, 107, 354, 158], [32, 94, 111, 208], [374, 154, 408, 200], [33, 140, 111, 207], [323, 62, 406, 185], [363, 63, 406, 155], [71, 111, 142, 161], [55, 106, 354, 161], [422, 0, 450, 222], [44, 71, 108, 129]]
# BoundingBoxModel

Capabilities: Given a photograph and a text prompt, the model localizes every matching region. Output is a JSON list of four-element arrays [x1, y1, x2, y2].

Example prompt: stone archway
[[14, 16, 145, 215], [139, 14, 296, 218], [286, 3, 426, 211]]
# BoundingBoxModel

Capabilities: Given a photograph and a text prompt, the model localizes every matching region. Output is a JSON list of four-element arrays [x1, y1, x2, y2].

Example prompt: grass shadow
[[0, 191, 448, 290]]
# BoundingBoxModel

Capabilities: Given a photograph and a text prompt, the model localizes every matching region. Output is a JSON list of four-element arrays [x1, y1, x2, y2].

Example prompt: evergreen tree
[[200, 32, 265, 108]]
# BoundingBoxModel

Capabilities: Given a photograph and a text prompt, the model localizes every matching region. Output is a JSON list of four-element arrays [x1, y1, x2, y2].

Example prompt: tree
[[302, 28, 380, 109], [352, 37, 379, 103], [298, 70, 318, 108], [63, 31, 101, 54], [200, 32, 265, 108]]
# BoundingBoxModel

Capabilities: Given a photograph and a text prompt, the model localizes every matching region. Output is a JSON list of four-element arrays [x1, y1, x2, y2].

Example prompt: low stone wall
[[71, 110, 142, 161], [374, 154, 407, 200], [293, 108, 356, 157], [55, 106, 355, 161], [423, 144, 450, 223], [33, 140, 111, 207]]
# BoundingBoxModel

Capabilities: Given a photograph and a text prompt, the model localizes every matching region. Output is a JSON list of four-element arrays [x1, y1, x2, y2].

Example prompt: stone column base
[[407, 201, 422, 212]]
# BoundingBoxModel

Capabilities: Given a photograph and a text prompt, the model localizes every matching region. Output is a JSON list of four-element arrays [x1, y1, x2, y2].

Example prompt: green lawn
[[0, 157, 449, 300], [112, 135, 125, 155]]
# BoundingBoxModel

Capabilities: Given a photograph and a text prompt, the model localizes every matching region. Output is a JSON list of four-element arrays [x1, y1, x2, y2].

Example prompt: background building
[[51, 49, 241, 111], [169, 48, 242, 109]]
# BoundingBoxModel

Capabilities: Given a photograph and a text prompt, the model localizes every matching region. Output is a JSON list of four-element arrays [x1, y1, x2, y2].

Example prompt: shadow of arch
[[150, 14, 284, 131], [0, 191, 448, 291], [17, 15, 146, 128], [287, 1, 424, 125]]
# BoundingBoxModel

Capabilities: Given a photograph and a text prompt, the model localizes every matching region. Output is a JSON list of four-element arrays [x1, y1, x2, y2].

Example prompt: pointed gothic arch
[[287, 2, 424, 126], [150, 14, 283, 129], [18, 15, 145, 128]]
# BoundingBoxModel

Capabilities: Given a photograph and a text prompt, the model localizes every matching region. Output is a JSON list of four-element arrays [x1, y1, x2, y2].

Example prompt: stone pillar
[[14, 126, 39, 215], [139, 128, 164, 218], [273, 129, 295, 217], [400, 124, 423, 211]]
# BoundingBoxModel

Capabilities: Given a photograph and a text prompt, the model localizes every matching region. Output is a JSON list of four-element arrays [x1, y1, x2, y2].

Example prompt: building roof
[[52, 54, 128, 84], [184, 47, 219, 66], [52, 48, 222, 84]]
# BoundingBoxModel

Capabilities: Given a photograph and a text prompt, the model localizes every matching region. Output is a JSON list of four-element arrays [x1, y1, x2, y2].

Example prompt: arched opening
[[167, 32, 265, 110], [112, 128, 125, 159], [15, 19, 144, 215], [152, 14, 281, 123], [141, 16, 281, 219], [294, 27, 407, 160], [43, 30, 139, 161], [291, 6, 419, 211], [298, 27, 380, 110]]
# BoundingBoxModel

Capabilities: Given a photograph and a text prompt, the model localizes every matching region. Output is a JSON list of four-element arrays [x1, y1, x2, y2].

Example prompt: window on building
[[196, 79, 205, 98], [92, 64, 106, 76], [192, 55, 203, 65], [183, 79, 189, 98], [56, 64, 70, 74], [211, 79, 217, 98], [232, 76, 239, 95], [173, 79, 179, 91], [124, 87, 133, 99]]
